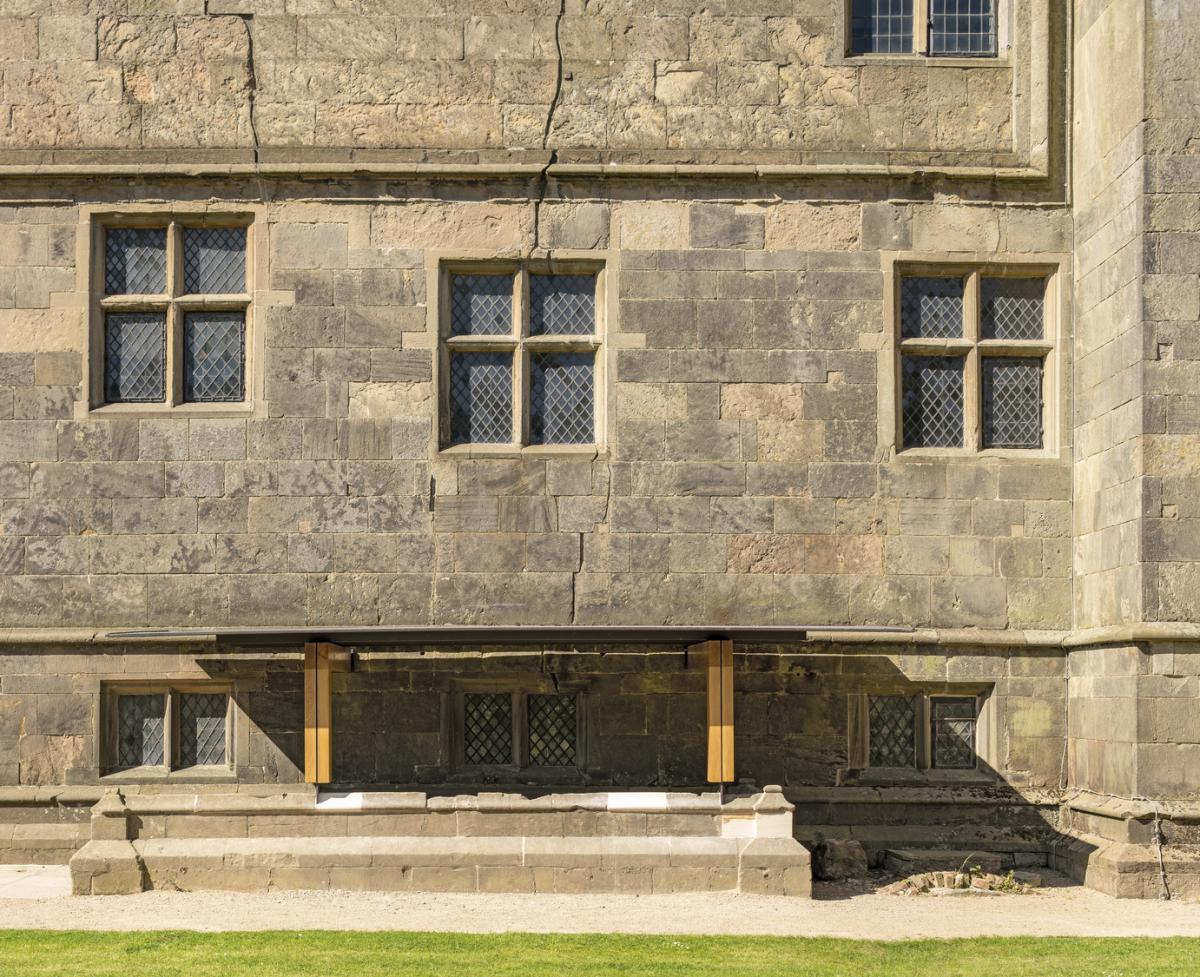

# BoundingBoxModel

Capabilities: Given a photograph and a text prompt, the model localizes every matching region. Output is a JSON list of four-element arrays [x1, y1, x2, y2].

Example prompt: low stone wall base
[[68, 787, 811, 897], [1051, 832, 1200, 900], [71, 834, 810, 897]]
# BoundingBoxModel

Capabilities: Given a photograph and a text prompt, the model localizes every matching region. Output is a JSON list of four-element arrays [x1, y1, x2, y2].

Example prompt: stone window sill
[[841, 767, 996, 787], [101, 766, 238, 785], [437, 444, 603, 460]]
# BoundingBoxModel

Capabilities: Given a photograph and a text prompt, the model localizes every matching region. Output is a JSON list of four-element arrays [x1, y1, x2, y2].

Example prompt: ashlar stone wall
[[0, 1, 1048, 166], [0, 181, 1073, 632]]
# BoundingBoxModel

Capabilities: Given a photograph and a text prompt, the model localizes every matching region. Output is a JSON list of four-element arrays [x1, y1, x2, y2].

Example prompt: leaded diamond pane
[[105, 227, 167, 295], [528, 694, 577, 767], [464, 693, 514, 766], [869, 696, 916, 768], [981, 278, 1045, 340], [118, 694, 165, 768], [530, 274, 596, 336], [983, 357, 1043, 449], [932, 697, 978, 769], [530, 352, 594, 445], [450, 274, 513, 336], [184, 312, 246, 403], [851, 0, 914, 54], [902, 355, 964, 448], [179, 693, 228, 767], [930, 0, 997, 56], [184, 226, 247, 294], [901, 276, 965, 338], [449, 352, 513, 445], [105, 312, 166, 404]]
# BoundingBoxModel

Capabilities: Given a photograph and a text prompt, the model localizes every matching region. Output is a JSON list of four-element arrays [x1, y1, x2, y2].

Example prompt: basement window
[[858, 692, 982, 772], [459, 690, 580, 773], [105, 686, 232, 775], [849, 0, 998, 57]]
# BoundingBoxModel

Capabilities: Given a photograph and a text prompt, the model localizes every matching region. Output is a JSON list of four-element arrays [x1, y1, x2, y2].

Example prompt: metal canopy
[[102, 624, 912, 648]]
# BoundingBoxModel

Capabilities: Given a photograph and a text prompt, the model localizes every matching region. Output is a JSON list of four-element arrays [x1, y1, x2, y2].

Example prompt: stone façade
[[0, 0, 1197, 899]]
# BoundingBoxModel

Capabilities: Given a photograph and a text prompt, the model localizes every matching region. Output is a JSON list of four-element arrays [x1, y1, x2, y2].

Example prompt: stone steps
[[0, 822, 88, 865], [71, 834, 811, 896]]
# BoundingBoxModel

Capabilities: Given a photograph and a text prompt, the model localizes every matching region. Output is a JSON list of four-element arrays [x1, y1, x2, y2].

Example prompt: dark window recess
[[850, 0, 914, 54], [929, 0, 996, 56], [464, 693, 514, 765], [932, 697, 978, 768], [117, 694, 166, 768], [527, 694, 578, 767], [868, 695, 916, 768], [902, 355, 965, 449]]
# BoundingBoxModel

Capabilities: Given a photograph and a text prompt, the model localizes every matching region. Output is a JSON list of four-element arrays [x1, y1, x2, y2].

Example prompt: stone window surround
[[80, 204, 266, 420], [845, 687, 997, 785], [838, 0, 1014, 63], [429, 252, 612, 459], [99, 681, 237, 783], [878, 251, 1069, 461], [448, 677, 589, 785]]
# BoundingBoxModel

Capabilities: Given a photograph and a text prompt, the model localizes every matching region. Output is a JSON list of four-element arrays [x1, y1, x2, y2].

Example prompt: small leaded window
[[460, 690, 581, 771], [110, 688, 230, 773], [898, 270, 1052, 453], [442, 266, 601, 450], [527, 694, 578, 767], [931, 697, 978, 769], [463, 692, 515, 766], [868, 695, 916, 768], [848, 0, 996, 57], [97, 219, 251, 409]]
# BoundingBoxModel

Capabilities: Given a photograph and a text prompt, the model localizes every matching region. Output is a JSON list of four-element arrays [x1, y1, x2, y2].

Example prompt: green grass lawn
[[0, 933, 1197, 977]]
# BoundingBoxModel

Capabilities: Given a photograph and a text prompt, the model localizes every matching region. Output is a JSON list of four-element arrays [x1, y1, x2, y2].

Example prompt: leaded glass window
[[868, 696, 916, 768], [530, 352, 594, 445], [902, 355, 964, 449], [464, 693, 514, 766], [850, 0, 914, 55], [982, 357, 1043, 449], [527, 694, 577, 767], [109, 687, 231, 775], [117, 694, 166, 768], [897, 269, 1053, 453], [96, 218, 251, 409], [105, 313, 166, 404], [442, 265, 601, 450], [931, 697, 978, 769], [178, 693, 228, 767], [929, 0, 996, 57], [184, 312, 246, 403]]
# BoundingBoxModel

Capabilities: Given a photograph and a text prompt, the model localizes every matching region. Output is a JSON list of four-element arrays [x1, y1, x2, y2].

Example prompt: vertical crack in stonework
[[530, 0, 567, 256], [235, 14, 260, 165]]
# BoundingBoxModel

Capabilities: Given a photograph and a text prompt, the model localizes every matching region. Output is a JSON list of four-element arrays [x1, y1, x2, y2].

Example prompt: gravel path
[[1, 871, 1199, 938]]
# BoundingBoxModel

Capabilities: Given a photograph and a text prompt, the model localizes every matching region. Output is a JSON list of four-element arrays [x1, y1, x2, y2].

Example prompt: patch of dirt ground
[[2, 870, 1200, 938]]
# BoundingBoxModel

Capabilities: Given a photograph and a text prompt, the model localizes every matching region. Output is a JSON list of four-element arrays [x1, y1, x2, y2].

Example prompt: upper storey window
[[897, 268, 1055, 454], [93, 217, 253, 411], [850, 0, 997, 57], [440, 264, 603, 453]]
